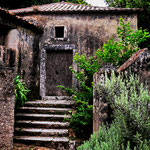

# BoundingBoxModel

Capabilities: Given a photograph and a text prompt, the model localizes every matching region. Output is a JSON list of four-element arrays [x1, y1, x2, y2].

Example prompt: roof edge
[[9, 1, 143, 15], [0, 8, 43, 33]]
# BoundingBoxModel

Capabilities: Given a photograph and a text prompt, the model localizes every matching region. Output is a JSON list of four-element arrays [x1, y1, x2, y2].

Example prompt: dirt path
[[13, 143, 52, 150]]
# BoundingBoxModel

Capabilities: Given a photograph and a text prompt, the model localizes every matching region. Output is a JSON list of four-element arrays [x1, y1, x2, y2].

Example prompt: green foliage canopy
[[104, 0, 150, 48], [105, 0, 150, 9]]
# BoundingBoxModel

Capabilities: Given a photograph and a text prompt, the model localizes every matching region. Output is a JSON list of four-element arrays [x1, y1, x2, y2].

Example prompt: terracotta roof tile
[[9, 1, 142, 14], [0, 7, 43, 33]]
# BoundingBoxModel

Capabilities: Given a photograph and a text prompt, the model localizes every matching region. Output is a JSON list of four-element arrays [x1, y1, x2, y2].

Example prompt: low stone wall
[[93, 66, 116, 133], [0, 46, 16, 150], [0, 68, 15, 150]]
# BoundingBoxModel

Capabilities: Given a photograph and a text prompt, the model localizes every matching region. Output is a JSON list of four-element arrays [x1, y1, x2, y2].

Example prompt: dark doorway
[[46, 50, 73, 96]]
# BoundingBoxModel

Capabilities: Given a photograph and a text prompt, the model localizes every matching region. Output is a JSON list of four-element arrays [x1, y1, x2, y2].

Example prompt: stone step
[[15, 121, 70, 129], [24, 100, 75, 108], [15, 128, 68, 137], [15, 113, 71, 121], [42, 96, 72, 100], [14, 136, 69, 149], [14, 97, 75, 149], [17, 107, 73, 114]]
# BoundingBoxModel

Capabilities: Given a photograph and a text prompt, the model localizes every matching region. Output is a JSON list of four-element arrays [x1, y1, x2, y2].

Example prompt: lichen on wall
[[15, 27, 41, 99], [23, 13, 137, 56]]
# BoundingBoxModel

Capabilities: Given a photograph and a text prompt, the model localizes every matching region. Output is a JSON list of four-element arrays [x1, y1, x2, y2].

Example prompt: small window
[[55, 26, 64, 38]]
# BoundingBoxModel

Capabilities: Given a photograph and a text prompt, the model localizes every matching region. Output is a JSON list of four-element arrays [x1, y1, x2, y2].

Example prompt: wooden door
[[46, 50, 73, 96]]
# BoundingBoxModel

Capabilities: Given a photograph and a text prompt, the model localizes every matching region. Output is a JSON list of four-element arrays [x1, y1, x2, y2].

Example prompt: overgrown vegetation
[[105, 0, 150, 48], [58, 54, 98, 138], [14, 75, 30, 109], [58, 18, 150, 139], [78, 72, 150, 150]]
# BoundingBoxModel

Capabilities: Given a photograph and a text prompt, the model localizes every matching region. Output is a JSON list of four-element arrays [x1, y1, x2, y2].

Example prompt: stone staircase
[[14, 96, 76, 149]]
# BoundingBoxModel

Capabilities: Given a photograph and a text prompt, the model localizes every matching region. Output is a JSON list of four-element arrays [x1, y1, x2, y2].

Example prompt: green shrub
[[14, 75, 30, 108], [78, 72, 150, 149], [69, 99, 93, 138], [78, 122, 125, 150]]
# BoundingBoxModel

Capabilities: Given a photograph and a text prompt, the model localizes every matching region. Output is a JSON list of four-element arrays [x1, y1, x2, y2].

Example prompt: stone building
[[0, 2, 142, 149], [10, 1, 141, 97]]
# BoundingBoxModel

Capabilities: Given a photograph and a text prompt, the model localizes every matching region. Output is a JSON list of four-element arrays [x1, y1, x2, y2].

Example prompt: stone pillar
[[93, 66, 116, 133], [0, 68, 15, 150]]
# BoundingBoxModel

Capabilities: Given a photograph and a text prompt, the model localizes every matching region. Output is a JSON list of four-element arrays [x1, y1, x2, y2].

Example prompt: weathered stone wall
[[3, 27, 41, 98], [0, 12, 42, 98], [22, 13, 137, 56], [93, 66, 116, 133], [0, 62, 16, 150], [16, 28, 41, 98], [24, 13, 137, 97], [18, 12, 137, 97], [0, 44, 16, 150], [0, 11, 42, 150]]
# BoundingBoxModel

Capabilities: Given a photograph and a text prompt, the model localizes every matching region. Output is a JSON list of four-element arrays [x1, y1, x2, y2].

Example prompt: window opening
[[55, 26, 64, 38]]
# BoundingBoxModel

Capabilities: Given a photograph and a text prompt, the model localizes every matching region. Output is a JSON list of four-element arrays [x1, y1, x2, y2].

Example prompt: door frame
[[40, 44, 77, 99]]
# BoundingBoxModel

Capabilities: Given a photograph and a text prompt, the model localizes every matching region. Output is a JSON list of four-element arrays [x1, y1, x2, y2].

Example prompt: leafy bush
[[78, 122, 125, 150], [78, 123, 150, 150], [14, 75, 30, 108], [78, 72, 150, 149], [58, 18, 150, 139], [96, 17, 150, 66]]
